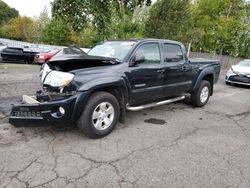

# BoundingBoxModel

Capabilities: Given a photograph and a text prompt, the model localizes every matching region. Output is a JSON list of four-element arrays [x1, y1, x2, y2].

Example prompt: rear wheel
[[77, 92, 120, 138], [191, 80, 211, 107]]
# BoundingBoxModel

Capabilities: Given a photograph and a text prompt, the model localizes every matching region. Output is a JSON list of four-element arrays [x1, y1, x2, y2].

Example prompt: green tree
[[51, 0, 152, 38], [33, 7, 51, 42], [41, 19, 72, 46], [191, 0, 247, 56], [0, 16, 36, 42], [70, 25, 102, 48], [0, 0, 18, 24], [144, 0, 192, 44], [238, 2, 250, 58]]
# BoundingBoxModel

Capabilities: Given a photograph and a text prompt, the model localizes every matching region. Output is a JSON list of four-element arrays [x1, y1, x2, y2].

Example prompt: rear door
[[125, 42, 166, 105], [162, 43, 194, 96]]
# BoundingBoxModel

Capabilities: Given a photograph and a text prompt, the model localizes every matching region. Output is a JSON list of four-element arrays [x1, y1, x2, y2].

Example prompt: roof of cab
[[105, 38, 183, 46]]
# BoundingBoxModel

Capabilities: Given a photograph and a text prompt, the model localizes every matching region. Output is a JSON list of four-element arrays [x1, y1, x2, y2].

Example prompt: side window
[[135, 43, 160, 64], [163, 44, 184, 63]]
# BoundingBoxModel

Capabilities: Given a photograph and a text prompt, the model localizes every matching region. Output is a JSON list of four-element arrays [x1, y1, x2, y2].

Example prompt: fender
[[192, 67, 215, 92], [77, 76, 129, 123], [78, 76, 128, 93], [78, 76, 129, 108]]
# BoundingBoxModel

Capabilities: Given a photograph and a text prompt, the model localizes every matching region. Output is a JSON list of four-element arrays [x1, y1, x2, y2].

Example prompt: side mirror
[[130, 54, 145, 66]]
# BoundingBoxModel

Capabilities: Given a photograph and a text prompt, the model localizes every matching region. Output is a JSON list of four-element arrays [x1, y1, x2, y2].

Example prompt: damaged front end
[[9, 49, 120, 126], [9, 64, 87, 126]]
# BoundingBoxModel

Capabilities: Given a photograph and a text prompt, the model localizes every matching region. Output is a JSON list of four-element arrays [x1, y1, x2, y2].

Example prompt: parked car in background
[[0, 43, 7, 62], [225, 59, 250, 86], [1, 46, 38, 64], [0, 43, 6, 51], [34, 49, 60, 65], [49, 45, 87, 62], [81, 48, 90, 53]]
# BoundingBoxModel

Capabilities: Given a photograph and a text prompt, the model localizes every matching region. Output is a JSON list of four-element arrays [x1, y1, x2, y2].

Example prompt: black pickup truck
[[9, 39, 221, 138], [1, 47, 38, 64]]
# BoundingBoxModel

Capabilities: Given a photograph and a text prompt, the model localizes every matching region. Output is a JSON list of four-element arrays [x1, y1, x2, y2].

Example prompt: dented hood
[[48, 54, 120, 72]]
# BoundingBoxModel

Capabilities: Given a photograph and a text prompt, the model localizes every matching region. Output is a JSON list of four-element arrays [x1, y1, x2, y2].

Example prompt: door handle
[[157, 69, 165, 73], [181, 65, 188, 70]]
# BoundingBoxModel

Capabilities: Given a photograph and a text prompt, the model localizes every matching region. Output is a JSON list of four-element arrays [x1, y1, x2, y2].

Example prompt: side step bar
[[126, 96, 185, 111]]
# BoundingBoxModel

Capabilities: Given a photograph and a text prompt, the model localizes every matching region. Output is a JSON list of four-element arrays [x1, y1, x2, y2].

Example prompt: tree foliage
[[0, 16, 36, 42], [0, 0, 18, 24], [51, 0, 151, 36], [191, 0, 248, 56], [144, 0, 249, 58], [41, 19, 72, 46], [0, 0, 249, 58], [144, 0, 192, 45]]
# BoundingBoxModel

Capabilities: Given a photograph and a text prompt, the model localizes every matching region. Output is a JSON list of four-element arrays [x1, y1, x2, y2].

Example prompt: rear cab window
[[163, 43, 184, 63]]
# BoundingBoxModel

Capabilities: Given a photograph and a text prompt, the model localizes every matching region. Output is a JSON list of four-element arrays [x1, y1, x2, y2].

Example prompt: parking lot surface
[[0, 64, 250, 188]]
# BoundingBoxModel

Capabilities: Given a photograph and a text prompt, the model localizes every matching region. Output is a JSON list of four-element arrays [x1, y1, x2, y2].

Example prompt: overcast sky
[[2, 0, 52, 17], [2, 0, 158, 18], [5, 0, 247, 18]]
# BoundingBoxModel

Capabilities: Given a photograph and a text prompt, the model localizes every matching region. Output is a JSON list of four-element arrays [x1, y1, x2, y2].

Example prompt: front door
[[125, 42, 166, 105]]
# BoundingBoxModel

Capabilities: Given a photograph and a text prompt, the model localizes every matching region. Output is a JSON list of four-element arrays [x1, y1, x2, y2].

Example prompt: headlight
[[43, 71, 74, 87], [227, 68, 233, 74], [40, 63, 51, 82], [226, 68, 235, 77]]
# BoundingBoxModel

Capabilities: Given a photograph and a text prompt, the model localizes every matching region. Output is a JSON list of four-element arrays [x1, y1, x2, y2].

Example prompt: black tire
[[77, 91, 120, 138], [191, 80, 211, 107]]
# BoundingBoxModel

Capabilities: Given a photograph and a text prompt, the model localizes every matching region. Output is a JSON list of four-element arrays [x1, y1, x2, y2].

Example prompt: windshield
[[88, 41, 136, 61], [237, 60, 250, 67], [49, 49, 60, 54]]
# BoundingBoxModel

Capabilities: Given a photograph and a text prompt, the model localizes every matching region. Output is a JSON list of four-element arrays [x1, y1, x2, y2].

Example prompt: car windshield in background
[[238, 60, 250, 67], [88, 41, 136, 61], [63, 46, 85, 55], [56, 46, 85, 56], [48, 49, 60, 54]]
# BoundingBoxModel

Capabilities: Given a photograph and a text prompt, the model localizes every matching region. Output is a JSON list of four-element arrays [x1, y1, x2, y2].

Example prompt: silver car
[[225, 59, 250, 86]]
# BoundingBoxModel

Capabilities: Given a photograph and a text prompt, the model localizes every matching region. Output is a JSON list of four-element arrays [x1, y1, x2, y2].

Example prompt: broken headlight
[[43, 71, 74, 87]]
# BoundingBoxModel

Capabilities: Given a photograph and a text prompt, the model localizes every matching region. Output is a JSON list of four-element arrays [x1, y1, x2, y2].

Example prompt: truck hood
[[42, 55, 122, 89], [49, 54, 120, 72]]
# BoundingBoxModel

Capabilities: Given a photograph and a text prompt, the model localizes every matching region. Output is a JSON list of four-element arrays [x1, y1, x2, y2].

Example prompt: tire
[[77, 91, 120, 138], [191, 80, 211, 107]]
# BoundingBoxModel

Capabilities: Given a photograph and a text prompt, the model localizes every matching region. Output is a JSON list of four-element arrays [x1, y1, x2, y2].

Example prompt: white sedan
[[225, 59, 250, 86]]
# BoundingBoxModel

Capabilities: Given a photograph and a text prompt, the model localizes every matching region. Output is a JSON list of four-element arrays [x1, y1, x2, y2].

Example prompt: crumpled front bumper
[[9, 92, 90, 126]]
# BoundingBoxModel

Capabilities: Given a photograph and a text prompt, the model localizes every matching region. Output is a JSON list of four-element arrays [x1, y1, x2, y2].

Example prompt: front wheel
[[77, 91, 120, 138], [191, 80, 211, 107]]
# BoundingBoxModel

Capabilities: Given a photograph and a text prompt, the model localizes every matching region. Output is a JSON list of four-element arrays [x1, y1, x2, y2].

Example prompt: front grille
[[229, 75, 250, 83], [11, 111, 41, 118]]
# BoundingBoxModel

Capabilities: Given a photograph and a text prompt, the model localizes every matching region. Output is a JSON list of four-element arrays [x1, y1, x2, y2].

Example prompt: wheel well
[[91, 86, 127, 123], [202, 74, 214, 95]]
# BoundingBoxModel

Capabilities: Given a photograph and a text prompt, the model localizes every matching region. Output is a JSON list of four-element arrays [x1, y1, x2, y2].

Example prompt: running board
[[126, 96, 185, 111]]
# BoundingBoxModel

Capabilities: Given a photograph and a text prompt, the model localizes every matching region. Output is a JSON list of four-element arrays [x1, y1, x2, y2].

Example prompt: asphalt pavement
[[0, 65, 249, 188]]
